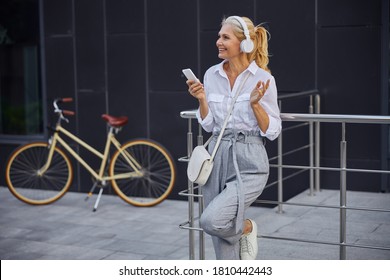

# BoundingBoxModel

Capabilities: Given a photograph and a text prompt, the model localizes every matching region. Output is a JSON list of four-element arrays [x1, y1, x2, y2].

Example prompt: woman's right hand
[[186, 80, 205, 101]]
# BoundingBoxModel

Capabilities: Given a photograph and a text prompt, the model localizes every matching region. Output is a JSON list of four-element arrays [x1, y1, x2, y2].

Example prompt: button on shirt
[[196, 60, 282, 141]]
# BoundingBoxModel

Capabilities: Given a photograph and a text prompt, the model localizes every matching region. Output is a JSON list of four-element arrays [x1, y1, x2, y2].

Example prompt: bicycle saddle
[[101, 114, 128, 127]]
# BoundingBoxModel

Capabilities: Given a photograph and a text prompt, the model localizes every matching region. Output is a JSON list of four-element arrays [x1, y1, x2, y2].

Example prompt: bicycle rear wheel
[[5, 142, 73, 205], [110, 139, 176, 207]]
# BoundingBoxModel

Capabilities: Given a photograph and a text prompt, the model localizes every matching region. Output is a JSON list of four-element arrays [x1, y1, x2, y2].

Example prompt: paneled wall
[[317, 0, 384, 191], [0, 0, 387, 200]]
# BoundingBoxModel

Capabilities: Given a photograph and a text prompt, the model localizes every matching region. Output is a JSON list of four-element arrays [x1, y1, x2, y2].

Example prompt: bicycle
[[5, 97, 176, 210]]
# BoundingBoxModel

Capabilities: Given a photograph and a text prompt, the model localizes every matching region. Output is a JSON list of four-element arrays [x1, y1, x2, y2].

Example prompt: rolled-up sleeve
[[261, 113, 281, 141], [259, 76, 282, 141], [196, 108, 214, 132], [195, 72, 215, 133]]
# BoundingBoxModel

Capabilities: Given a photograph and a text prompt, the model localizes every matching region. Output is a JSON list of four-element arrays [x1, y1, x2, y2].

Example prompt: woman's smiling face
[[216, 24, 241, 60]]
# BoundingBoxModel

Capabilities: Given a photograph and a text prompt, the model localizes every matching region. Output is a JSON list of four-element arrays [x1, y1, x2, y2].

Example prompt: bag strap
[[208, 71, 251, 161]]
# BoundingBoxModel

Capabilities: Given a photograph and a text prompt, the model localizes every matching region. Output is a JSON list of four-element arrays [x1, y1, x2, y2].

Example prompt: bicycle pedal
[[84, 192, 93, 201]]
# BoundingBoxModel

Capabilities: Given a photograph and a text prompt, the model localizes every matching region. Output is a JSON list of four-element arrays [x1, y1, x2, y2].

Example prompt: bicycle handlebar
[[53, 97, 75, 121], [62, 110, 75, 116], [59, 97, 73, 103]]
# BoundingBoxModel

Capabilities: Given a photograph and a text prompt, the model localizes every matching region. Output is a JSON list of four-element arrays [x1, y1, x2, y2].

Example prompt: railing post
[[277, 100, 283, 213], [309, 96, 314, 196], [315, 94, 321, 192], [197, 123, 205, 260], [340, 122, 347, 260], [187, 118, 195, 260]]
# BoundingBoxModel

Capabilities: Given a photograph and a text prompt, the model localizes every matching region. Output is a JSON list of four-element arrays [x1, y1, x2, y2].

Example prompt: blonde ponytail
[[249, 25, 271, 73]]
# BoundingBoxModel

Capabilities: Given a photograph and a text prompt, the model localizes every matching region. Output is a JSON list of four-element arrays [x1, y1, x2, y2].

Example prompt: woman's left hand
[[250, 79, 270, 105]]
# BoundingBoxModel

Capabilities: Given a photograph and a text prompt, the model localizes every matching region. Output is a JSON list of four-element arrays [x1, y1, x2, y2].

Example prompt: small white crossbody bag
[[187, 72, 250, 186]]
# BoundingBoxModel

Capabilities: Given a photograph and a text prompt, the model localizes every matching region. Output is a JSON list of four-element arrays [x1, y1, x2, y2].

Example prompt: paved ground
[[0, 186, 389, 260]]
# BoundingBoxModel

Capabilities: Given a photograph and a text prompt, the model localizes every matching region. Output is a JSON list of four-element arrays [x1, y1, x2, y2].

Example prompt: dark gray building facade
[[0, 0, 389, 202]]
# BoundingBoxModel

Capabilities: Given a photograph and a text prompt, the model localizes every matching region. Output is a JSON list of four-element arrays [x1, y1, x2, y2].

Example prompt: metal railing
[[178, 90, 319, 260], [178, 95, 390, 260]]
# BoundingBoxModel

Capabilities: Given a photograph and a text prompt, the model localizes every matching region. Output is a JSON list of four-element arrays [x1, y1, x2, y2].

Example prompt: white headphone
[[227, 16, 254, 53]]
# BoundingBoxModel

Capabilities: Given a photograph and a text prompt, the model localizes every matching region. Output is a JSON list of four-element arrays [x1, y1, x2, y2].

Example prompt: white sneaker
[[239, 219, 258, 260]]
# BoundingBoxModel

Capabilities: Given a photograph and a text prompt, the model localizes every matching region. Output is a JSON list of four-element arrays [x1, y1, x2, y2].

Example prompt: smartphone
[[182, 68, 199, 82]]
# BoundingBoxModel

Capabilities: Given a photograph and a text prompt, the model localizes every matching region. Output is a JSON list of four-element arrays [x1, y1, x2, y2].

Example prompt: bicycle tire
[[109, 139, 176, 207], [5, 142, 73, 205]]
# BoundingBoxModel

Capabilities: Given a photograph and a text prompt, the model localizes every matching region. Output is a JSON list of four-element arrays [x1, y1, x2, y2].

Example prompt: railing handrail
[[181, 110, 390, 124], [282, 113, 390, 124], [278, 89, 319, 100], [180, 110, 197, 119]]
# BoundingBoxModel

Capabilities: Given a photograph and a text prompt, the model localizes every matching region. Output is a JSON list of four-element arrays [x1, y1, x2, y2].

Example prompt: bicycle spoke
[[110, 139, 176, 206], [6, 143, 73, 205]]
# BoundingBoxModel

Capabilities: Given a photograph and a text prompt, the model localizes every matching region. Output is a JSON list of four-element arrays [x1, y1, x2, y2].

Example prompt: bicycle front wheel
[[110, 139, 176, 207], [5, 142, 73, 205]]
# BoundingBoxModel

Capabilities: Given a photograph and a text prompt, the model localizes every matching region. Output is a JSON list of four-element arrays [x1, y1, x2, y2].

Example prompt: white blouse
[[196, 60, 282, 141]]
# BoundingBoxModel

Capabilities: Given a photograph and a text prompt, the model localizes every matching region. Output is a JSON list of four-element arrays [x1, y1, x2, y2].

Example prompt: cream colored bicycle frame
[[38, 123, 143, 181]]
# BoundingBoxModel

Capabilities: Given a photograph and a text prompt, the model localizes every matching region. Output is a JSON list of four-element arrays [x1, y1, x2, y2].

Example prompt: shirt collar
[[214, 60, 226, 75], [214, 60, 258, 76], [247, 61, 258, 74]]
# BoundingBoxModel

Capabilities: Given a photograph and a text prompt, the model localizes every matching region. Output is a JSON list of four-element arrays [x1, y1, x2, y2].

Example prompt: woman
[[186, 16, 281, 260]]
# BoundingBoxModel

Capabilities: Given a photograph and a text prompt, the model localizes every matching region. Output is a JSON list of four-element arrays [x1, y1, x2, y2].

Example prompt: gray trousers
[[199, 130, 269, 260]]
